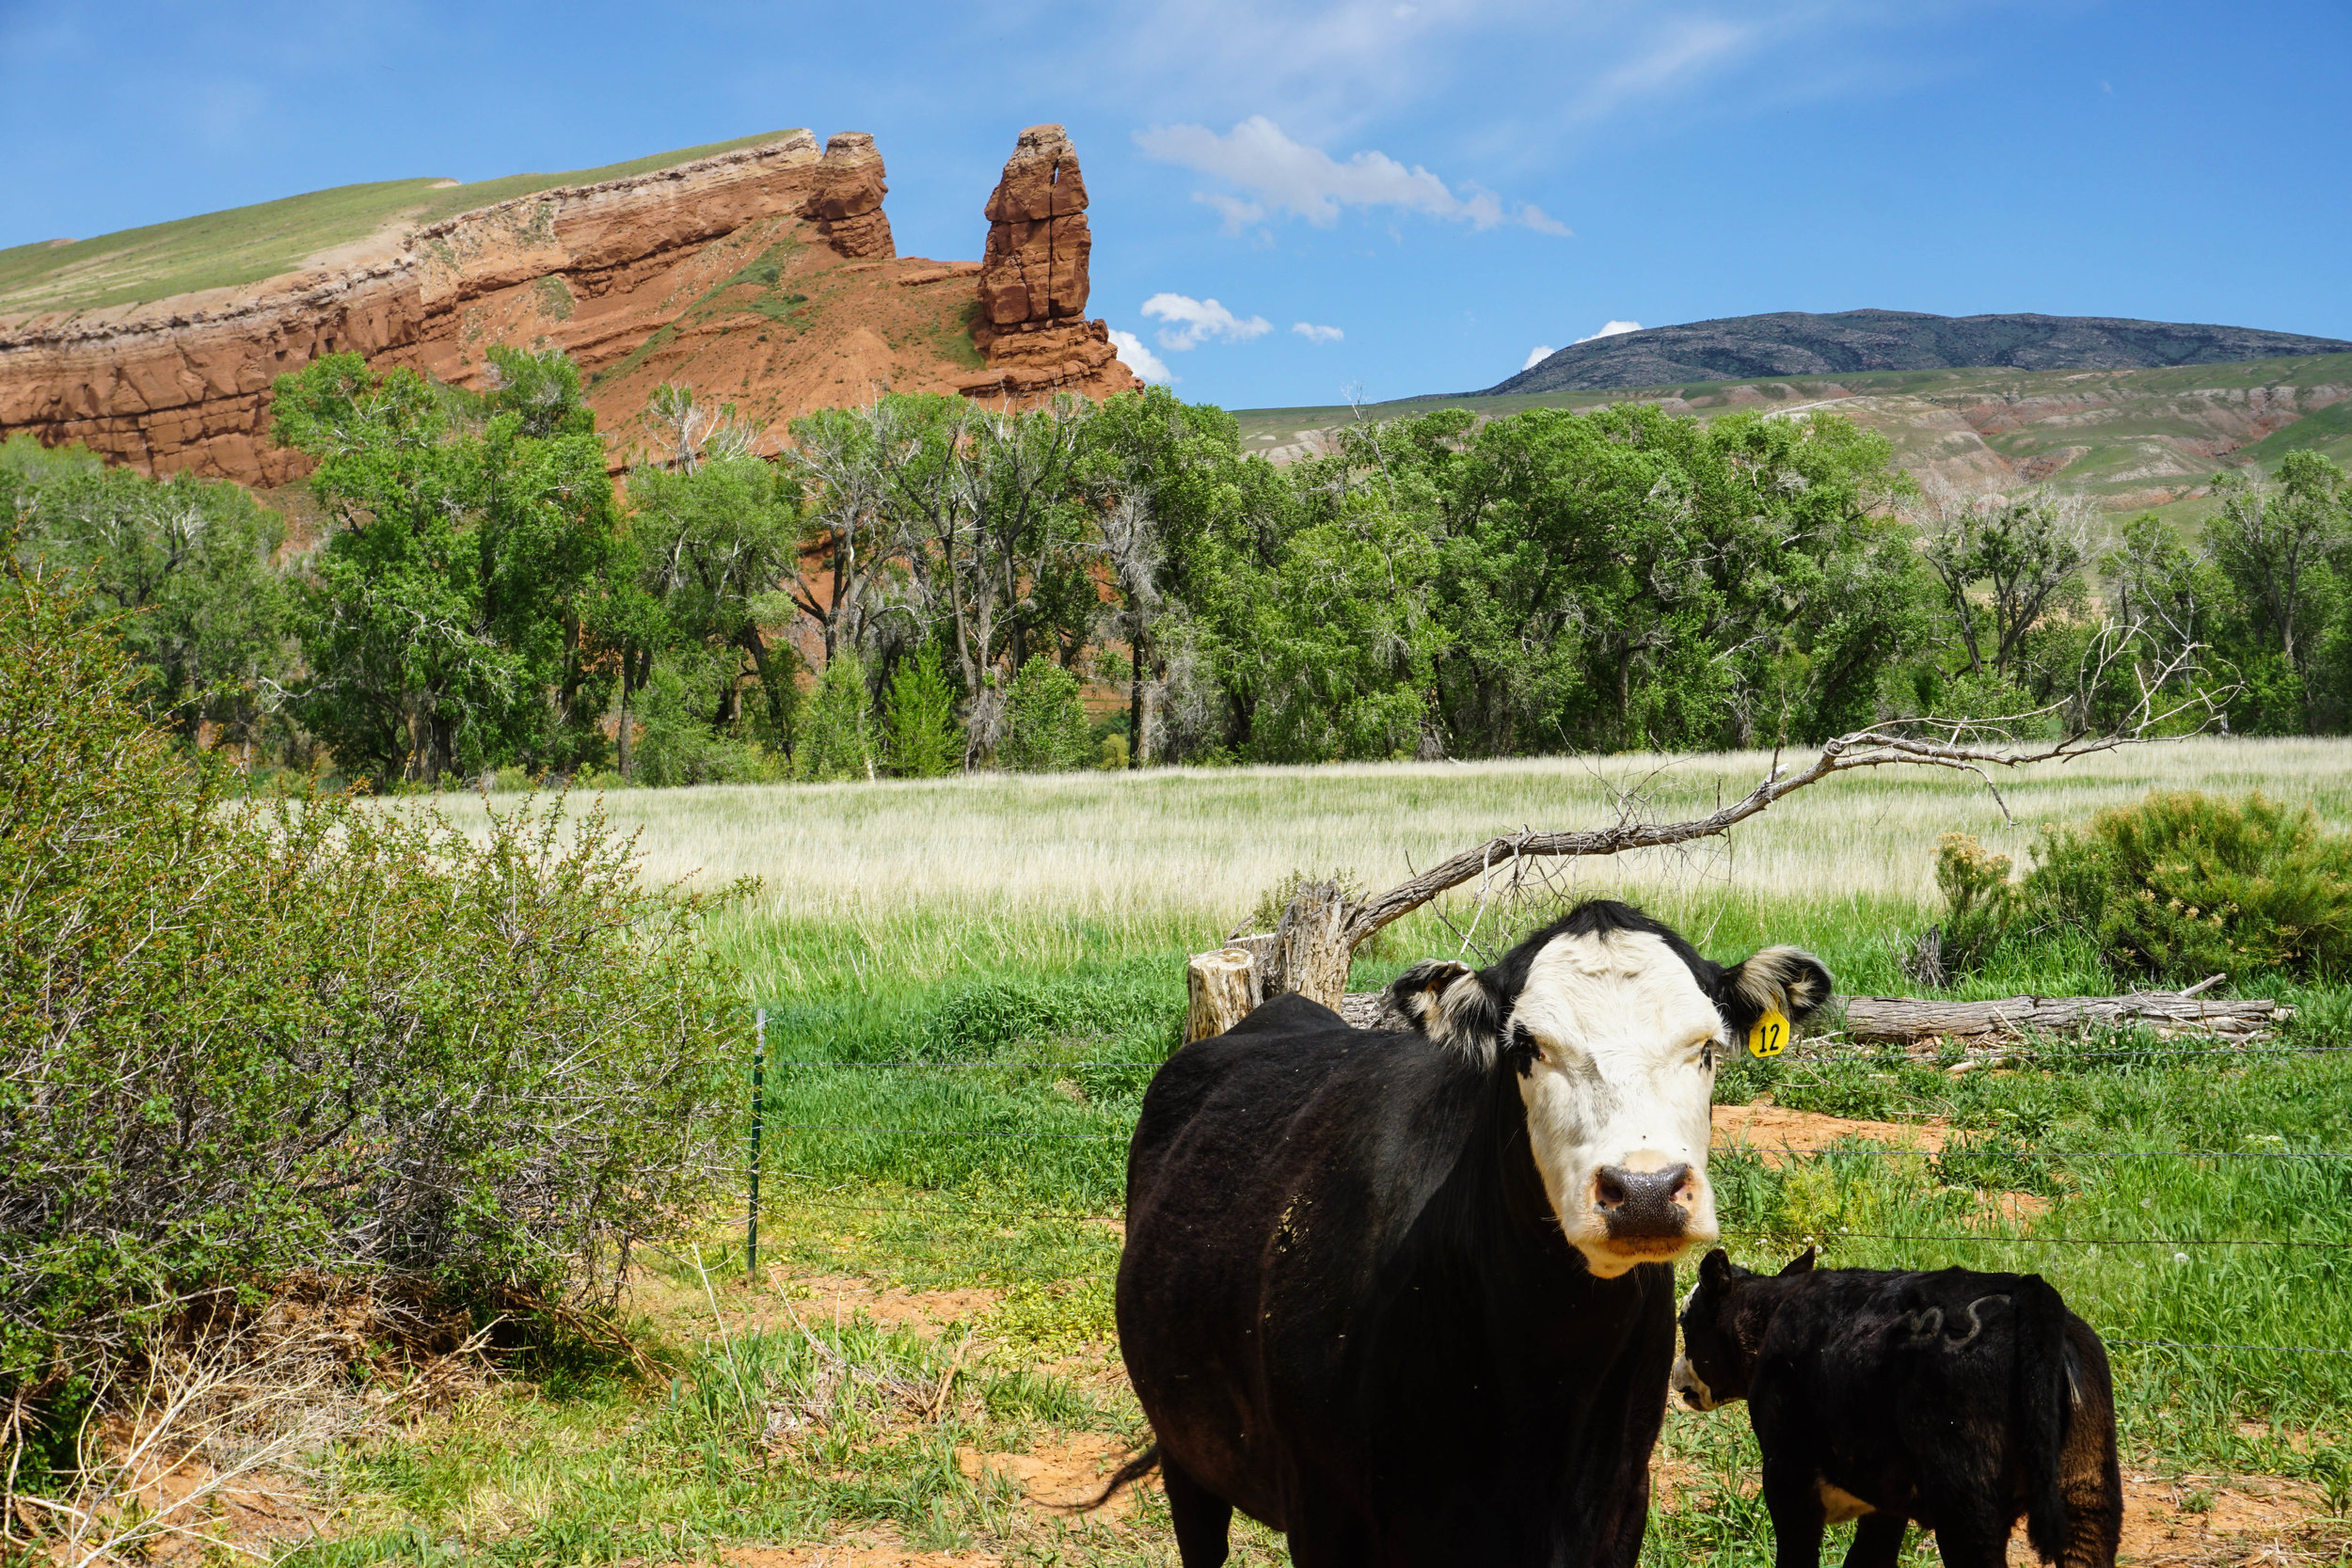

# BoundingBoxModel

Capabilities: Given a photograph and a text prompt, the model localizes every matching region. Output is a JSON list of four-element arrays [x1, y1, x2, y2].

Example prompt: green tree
[[272, 353, 622, 786], [624, 448, 803, 775], [3, 437, 293, 754], [882, 642, 961, 777], [996, 654, 1091, 772], [796, 652, 875, 782], [2208, 451, 2347, 731]]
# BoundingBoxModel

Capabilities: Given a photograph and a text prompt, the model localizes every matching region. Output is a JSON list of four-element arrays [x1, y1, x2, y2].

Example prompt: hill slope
[[0, 132, 807, 319], [1489, 309, 2352, 395], [1238, 353, 2352, 521]]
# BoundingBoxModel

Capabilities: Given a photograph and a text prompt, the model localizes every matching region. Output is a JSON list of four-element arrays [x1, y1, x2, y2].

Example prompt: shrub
[[796, 653, 874, 782], [1926, 832, 2021, 976], [996, 656, 1090, 773], [882, 644, 960, 778], [2026, 790, 2352, 982], [0, 575, 743, 1400]]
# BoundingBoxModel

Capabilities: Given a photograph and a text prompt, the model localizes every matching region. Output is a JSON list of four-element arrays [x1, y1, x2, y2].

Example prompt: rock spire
[[958, 124, 1138, 404]]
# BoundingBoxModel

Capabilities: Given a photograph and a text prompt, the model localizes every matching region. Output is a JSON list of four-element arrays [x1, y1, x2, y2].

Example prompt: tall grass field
[[310, 738, 2352, 1567]]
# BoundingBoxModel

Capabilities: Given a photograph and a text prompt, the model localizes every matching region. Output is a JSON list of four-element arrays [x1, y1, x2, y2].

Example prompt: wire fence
[[736, 1009, 2352, 1362]]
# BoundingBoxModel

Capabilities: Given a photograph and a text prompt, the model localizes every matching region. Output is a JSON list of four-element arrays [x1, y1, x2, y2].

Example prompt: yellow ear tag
[[1748, 1008, 1790, 1059]]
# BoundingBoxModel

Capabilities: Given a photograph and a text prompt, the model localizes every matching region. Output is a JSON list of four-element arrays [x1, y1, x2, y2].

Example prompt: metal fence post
[[748, 1006, 765, 1277]]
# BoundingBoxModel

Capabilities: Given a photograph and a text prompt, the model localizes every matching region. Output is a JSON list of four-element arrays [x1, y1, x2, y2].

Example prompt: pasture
[[300, 739, 2352, 1567]]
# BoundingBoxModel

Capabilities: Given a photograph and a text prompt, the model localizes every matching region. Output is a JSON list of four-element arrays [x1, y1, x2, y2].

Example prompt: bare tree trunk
[[1266, 880, 1352, 1007]]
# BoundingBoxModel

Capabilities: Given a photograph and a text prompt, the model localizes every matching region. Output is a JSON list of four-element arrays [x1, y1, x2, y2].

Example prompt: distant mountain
[[1486, 310, 2352, 395]]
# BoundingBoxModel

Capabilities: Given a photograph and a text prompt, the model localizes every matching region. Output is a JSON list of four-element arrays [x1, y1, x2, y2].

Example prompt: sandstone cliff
[[0, 125, 1129, 484], [956, 124, 1138, 404]]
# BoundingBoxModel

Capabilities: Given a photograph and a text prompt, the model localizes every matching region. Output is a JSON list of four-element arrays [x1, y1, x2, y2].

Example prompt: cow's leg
[[1841, 1513, 1906, 1568], [1760, 1457, 1828, 1568], [1159, 1455, 1232, 1568], [1281, 1492, 1375, 1568]]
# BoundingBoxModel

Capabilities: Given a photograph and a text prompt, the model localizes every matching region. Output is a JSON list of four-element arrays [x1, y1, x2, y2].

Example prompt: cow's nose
[[1592, 1164, 1696, 1240]]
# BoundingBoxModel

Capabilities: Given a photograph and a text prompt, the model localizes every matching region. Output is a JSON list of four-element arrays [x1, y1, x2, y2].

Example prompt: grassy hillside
[[0, 129, 806, 318], [1235, 354, 2352, 521]]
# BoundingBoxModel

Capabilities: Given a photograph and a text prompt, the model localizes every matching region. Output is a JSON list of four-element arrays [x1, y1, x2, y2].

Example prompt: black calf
[[1673, 1248, 2122, 1568]]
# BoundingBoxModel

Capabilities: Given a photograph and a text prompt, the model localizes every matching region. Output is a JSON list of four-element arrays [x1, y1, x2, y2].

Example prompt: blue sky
[[5, 0, 2347, 410]]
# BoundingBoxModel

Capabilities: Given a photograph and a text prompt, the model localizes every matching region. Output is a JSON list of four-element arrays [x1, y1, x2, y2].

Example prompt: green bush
[[882, 644, 960, 777], [2026, 791, 2352, 982], [1931, 831, 2020, 973], [996, 656, 1090, 773], [796, 653, 874, 782], [0, 576, 743, 1399]]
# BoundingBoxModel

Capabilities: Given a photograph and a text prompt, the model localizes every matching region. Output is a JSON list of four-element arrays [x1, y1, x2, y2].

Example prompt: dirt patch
[[68, 1449, 328, 1564], [2083, 1469, 2332, 1567], [779, 1274, 1002, 1336], [956, 1432, 1152, 1518], [724, 1536, 1001, 1567], [1711, 1102, 1949, 1165]]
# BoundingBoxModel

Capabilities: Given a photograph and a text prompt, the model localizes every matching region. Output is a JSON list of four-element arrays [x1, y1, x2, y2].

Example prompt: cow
[[1106, 898, 1833, 1567], [1670, 1247, 2122, 1568]]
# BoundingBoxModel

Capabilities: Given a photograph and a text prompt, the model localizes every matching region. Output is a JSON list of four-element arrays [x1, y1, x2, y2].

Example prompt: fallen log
[[1838, 981, 2289, 1046], [1318, 979, 2289, 1047]]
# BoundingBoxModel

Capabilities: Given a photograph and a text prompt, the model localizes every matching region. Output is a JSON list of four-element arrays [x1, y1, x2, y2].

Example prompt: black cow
[[1108, 899, 1832, 1567], [1672, 1247, 2122, 1568]]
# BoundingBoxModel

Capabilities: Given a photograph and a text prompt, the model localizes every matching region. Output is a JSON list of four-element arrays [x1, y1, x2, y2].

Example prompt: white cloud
[[1136, 116, 1567, 235], [1109, 328, 1175, 385], [1522, 344, 1555, 370], [1140, 293, 1275, 351], [1293, 322, 1344, 344], [1574, 319, 1644, 343], [1193, 192, 1267, 233]]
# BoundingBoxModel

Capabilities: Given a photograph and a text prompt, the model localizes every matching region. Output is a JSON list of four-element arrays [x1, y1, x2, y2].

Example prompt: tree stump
[[1184, 947, 1259, 1043], [1268, 879, 1352, 1008]]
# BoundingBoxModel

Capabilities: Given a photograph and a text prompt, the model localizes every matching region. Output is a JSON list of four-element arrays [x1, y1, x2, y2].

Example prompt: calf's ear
[[1779, 1246, 1818, 1275], [1723, 945, 1834, 1025], [1391, 959, 1505, 1060], [1699, 1247, 1735, 1291]]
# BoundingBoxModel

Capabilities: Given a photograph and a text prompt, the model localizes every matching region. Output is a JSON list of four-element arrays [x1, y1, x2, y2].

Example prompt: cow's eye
[[1508, 1022, 1545, 1075]]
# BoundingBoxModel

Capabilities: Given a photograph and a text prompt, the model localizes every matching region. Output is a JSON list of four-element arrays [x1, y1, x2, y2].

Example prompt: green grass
[[0, 129, 808, 317], [299, 755, 2352, 1564]]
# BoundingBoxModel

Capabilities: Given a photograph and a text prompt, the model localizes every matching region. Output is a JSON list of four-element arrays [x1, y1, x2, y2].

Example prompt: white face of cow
[[1508, 928, 1724, 1277], [1392, 903, 1830, 1281]]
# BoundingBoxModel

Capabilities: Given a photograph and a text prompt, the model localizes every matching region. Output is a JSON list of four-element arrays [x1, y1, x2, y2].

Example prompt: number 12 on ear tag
[[1748, 1008, 1790, 1058]]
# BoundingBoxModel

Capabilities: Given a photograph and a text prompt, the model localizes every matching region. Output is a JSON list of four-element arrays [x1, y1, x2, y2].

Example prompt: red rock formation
[[0, 122, 1142, 483], [958, 124, 1139, 404], [799, 133, 896, 260]]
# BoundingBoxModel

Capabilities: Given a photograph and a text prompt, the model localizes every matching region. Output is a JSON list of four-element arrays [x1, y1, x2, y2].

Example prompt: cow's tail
[[2013, 1275, 2073, 1563], [1084, 1443, 1162, 1513]]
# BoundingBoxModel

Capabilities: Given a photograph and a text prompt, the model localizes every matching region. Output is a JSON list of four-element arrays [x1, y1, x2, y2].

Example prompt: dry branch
[[1188, 640, 2220, 1028]]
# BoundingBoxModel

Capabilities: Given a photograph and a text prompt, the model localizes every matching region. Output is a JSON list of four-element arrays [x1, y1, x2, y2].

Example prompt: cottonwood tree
[[273, 353, 620, 785], [2207, 451, 2347, 728], [5, 449, 292, 754], [1914, 480, 2095, 688]]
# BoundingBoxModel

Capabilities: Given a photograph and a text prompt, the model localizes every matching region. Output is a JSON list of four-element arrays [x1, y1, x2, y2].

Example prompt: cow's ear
[[1779, 1246, 1818, 1276], [1391, 959, 1505, 1060], [1699, 1247, 1735, 1291], [1723, 946, 1834, 1025]]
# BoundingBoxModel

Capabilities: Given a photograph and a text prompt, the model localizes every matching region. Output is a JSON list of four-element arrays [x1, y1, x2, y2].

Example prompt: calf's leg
[[1921, 1501, 2012, 1568], [1761, 1455, 1828, 1568], [1160, 1455, 1232, 1568], [1842, 1513, 1906, 1568]]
